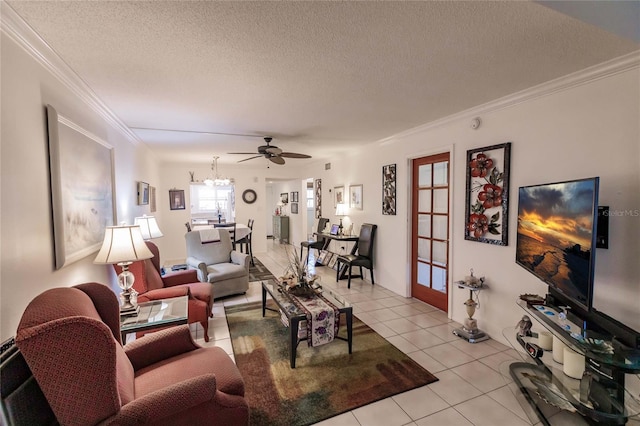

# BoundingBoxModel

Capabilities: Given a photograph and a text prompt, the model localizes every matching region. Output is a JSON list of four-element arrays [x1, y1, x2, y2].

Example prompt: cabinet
[[505, 299, 640, 425], [273, 216, 289, 244]]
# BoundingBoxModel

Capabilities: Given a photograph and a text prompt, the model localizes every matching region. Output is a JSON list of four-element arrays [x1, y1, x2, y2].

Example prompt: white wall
[[1, 33, 161, 339], [294, 65, 640, 343]]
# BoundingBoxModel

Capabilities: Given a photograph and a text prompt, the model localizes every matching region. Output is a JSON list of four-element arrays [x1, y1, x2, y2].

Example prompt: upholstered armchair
[[16, 283, 249, 426], [115, 241, 213, 341], [185, 229, 250, 299]]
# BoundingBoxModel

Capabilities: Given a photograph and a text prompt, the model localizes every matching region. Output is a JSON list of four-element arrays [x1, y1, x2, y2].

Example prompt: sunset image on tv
[[516, 178, 598, 307]]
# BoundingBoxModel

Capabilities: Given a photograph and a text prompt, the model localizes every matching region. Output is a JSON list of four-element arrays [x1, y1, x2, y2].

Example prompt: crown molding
[[1, 2, 141, 145], [380, 50, 640, 145]]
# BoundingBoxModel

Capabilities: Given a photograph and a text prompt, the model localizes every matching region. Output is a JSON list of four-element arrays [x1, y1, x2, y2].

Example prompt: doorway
[[411, 152, 450, 312]]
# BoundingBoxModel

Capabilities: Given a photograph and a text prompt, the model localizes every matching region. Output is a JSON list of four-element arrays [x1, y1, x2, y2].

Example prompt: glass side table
[[120, 296, 188, 342]]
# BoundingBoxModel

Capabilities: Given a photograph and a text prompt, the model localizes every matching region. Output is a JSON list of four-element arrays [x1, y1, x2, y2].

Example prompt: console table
[[314, 232, 359, 279]]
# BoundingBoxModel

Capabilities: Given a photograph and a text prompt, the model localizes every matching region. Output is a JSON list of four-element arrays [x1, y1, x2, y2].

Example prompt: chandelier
[[204, 156, 231, 187]]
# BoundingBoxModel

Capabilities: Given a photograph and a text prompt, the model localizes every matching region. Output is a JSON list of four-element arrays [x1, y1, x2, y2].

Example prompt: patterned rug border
[[225, 300, 438, 426]]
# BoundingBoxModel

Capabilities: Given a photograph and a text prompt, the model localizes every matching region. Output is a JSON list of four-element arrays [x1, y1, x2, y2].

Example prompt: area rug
[[249, 257, 278, 282], [226, 301, 438, 426]]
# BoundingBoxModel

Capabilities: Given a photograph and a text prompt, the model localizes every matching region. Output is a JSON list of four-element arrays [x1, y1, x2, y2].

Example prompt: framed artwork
[[326, 253, 337, 269], [291, 191, 299, 202], [46, 105, 116, 269], [349, 184, 363, 210], [315, 179, 322, 219], [334, 186, 345, 207], [150, 186, 157, 212], [317, 250, 328, 265], [464, 142, 511, 246], [169, 189, 186, 210], [280, 192, 289, 204], [382, 164, 396, 215], [291, 202, 299, 214], [327, 253, 338, 269], [137, 181, 149, 205]]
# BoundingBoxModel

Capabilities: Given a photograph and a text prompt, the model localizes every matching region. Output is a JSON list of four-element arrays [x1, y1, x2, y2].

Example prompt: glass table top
[[120, 296, 188, 333]]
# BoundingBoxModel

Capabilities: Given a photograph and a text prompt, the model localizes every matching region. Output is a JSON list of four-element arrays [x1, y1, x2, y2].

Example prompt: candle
[[538, 331, 552, 350], [563, 348, 585, 379], [552, 336, 566, 363]]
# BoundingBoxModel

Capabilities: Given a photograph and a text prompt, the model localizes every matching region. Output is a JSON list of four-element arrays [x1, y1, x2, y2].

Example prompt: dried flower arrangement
[[279, 246, 321, 296]]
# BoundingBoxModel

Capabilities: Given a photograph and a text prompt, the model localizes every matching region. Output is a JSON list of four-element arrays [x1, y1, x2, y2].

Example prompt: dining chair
[[236, 219, 254, 266], [335, 223, 377, 289], [214, 222, 237, 249], [300, 218, 329, 264]]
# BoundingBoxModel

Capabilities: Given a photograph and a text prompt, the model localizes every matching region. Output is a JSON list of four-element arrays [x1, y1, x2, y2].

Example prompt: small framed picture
[[137, 181, 149, 205], [334, 186, 344, 207], [169, 189, 185, 210], [318, 250, 328, 264], [327, 253, 338, 269], [291, 202, 299, 214], [349, 184, 363, 210], [281, 192, 289, 204]]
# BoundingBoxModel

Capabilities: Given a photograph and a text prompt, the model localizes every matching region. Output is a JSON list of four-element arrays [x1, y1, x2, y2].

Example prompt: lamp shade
[[134, 215, 163, 239], [335, 203, 348, 216], [94, 225, 154, 264]]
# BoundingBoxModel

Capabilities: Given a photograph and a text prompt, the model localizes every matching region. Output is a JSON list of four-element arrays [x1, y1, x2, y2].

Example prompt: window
[[307, 188, 314, 209], [190, 183, 235, 221]]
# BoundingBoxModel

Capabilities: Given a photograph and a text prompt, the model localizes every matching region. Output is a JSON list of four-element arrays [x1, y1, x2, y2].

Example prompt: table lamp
[[134, 215, 163, 240], [94, 225, 154, 315], [335, 203, 348, 236]]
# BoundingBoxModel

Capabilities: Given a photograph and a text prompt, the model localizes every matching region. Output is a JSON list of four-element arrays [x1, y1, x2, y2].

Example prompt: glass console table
[[501, 300, 640, 425]]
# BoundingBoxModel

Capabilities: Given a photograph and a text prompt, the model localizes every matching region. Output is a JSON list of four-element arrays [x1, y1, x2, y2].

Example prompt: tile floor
[[187, 239, 638, 426]]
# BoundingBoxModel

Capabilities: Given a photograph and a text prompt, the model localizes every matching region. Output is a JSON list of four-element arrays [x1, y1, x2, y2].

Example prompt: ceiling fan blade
[[265, 147, 283, 155], [269, 156, 286, 165], [237, 155, 263, 163], [280, 152, 312, 159], [228, 152, 259, 155]]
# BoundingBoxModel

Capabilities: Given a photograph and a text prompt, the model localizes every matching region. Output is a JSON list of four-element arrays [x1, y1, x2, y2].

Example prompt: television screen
[[515, 177, 599, 311]]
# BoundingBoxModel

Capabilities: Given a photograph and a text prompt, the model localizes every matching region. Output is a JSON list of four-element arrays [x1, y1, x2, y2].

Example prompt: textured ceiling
[[7, 1, 639, 166]]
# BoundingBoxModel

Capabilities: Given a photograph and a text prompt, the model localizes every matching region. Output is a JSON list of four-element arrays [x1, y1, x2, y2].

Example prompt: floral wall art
[[464, 142, 511, 246]]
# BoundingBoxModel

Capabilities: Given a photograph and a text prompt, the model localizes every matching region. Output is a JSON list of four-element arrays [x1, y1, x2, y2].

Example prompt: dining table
[[192, 223, 251, 242]]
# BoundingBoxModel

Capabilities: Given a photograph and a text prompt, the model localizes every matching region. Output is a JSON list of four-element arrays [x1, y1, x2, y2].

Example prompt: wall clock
[[242, 189, 257, 204]]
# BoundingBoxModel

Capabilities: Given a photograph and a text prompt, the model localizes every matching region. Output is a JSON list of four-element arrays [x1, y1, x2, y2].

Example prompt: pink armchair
[[16, 282, 249, 426], [115, 241, 213, 341]]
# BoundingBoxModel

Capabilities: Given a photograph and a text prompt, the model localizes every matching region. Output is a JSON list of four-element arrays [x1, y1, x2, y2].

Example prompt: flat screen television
[[515, 177, 599, 312]]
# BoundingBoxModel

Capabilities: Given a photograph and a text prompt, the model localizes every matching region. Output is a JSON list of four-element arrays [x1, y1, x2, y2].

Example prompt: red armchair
[[116, 241, 213, 341], [16, 282, 249, 426]]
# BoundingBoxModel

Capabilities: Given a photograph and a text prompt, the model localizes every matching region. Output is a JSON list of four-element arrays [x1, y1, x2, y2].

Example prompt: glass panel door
[[411, 153, 450, 311]]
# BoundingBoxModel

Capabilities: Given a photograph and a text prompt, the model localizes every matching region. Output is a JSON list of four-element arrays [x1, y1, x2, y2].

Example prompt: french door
[[411, 153, 450, 311]]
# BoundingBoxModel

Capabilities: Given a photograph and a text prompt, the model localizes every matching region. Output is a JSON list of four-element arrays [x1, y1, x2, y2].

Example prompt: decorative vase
[[464, 298, 477, 318]]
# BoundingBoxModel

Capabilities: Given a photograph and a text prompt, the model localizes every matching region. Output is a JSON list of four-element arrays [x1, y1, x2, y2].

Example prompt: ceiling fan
[[228, 137, 311, 165]]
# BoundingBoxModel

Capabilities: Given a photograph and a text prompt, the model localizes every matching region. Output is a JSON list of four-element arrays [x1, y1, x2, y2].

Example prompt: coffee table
[[261, 280, 353, 368], [120, 296, 188, 342]]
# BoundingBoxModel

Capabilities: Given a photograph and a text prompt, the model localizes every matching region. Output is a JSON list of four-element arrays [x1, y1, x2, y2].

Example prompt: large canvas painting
[[47, 105, 116, 269]]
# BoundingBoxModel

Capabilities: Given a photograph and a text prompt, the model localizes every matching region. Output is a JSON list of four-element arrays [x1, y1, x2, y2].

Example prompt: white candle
[[563, 348, 585, 379], [552, 336, 566, 363], [538, 331, 552, 350]]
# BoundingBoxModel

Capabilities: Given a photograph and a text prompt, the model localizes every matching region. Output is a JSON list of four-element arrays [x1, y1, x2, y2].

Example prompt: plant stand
[[453, 281, 489, 343]]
